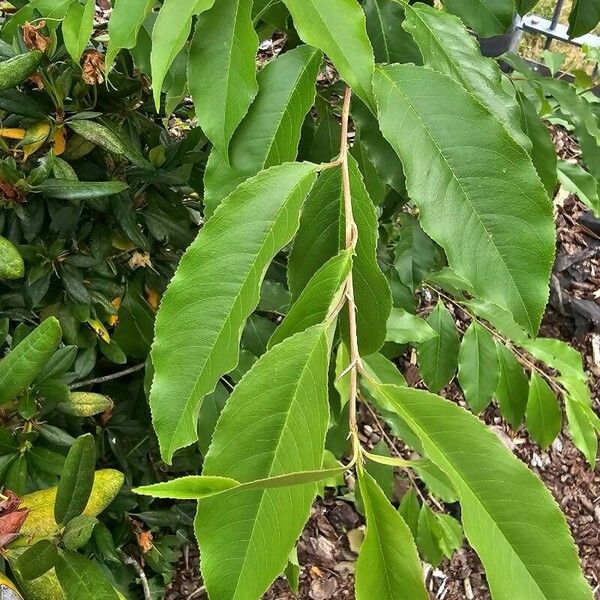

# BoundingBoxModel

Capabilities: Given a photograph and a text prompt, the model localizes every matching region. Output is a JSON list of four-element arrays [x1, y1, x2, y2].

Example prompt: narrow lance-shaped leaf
[[106, 0, 156, 68], [457, 321, 500, 413], [516, 91, 557, 197], [403, 3, 529, 150], [204, 45, 322, 216], [495, 343, 529, 428], [281, 0, 376, 110], [418, 301, 459, 394], [374, 64, 555, 335], [150, 0, 216, 110], [441, 0, 515, 37], [568, 0, 600, 37], [557, 160, 600, 217], [197, 325, 331, 600], [526, 373, 562, 449], [0, 317, 62, 404], [355, 470, 429, 600], [363, 0, 422, 64], [373, 384, 594, 600], [289, 158, 392, 356], [269, 249, 352, 348], [188, 0, 259, 160], [150, 162, 317, 462]]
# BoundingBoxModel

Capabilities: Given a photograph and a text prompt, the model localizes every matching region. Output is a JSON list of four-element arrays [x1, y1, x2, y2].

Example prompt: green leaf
[[150, 0, 216, 110], [417, 502, 444, 566], [457, 321, 500, 413], [495, 343, 529, 428], [386, 308, 436, 344], [188, 0, 259, 160], [363, 0, 421, 64], [54, 434, 96, 525], [436, 513, 464, 557], [516, 91, 557, 197], [355, 471, 428, 600], [414, 461, 457, 503], [568, 0, 600, 37], [270, 249, 351, 349], [543, 50, 566, 76], [281, 0, 376, 110], [362, 352, 407, 387], [417, 301, 459, 394], [565, 397, 597, 466], [62, 0, 95, 63], [374, 384, 594, 600], [106, 0, 156, 68], [289, 158, 392, 356], [57, 392, 113, 417], [134, 475, 240, 499], [0, 235, 24, 279], [557, 160, 600, 217], [521, 337, 587, 382], [398, 488, 420, 539], [0, 51, 43, 93], [150, 162, 317, 462], [374, 64, 554, 335], [55, 549, 118, 600], [442, 0, 515, 36], [15, 539, 57, 581], [204, 45, 321, 216], [197, 325, 331, 600], [66, 120, 151, 170], [404, 3, 529, 150], [62, 515, 98, 551], [35, 179, 128, 201], [526, 373, 562, 449], [0, 317, 62, 404]]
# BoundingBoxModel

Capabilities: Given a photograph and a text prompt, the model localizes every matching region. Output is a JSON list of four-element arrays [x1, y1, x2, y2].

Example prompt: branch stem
[[70, 363, 145, 390]]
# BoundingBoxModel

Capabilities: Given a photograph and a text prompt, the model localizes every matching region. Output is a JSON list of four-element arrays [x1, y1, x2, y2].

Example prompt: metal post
[[544, 0, 565, 49]]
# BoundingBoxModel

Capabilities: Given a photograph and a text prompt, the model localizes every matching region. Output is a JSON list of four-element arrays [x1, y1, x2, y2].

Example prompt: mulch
[[164, 135, 600, 600]]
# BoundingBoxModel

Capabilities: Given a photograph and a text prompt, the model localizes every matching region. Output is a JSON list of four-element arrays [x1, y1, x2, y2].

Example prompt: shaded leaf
[[526, 373, 562, 449]]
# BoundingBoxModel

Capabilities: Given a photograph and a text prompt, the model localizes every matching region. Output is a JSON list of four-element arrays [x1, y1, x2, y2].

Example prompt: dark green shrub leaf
[[15, 540, 57, 581], [0, 317, 62, 404], [0, 235, 24, 279], [441, 0, 514, 36], [568, 0, 600, 37], [55, 549, 119, 600], [62, 515, 98, 551], [35, 179, 129, 201], [0, 51, 43, 92], [54, 433, 96, 525]]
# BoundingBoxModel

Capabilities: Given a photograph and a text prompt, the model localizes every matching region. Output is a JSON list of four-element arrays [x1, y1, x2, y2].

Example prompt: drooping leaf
[[363, 0, 421, 64], [458, 321, 500, 413], [516, 91, 557, 197], [398, 488, 420, 539], [374, 384, 594, 600], [150, 162, 317, 462], [404, 3, 529, 149], [106, 0, 156, 68], [197, 325, 331, 600], [188, 0, 259, 160], [62, 0, 95, 63], [288, 159, 392, 355], [417, 502, 444, 566], [281, 0, 376, 109], [557, 160, 600, 217], [565, 397, 597, 466], [269, 249, 352, 349], [386, 308, 436, 345], [442, 0, 515, 37], [568, 0, 600, 38], [374, 64, 554, 335], [418, 301, 459, 393], [495, 343, 529, 428], [526, 373, 562, 449], [150, 0, 216, 110], [203, 45, 322, 216], [355, 471, 428, 600], [0, 317, 62, 404]]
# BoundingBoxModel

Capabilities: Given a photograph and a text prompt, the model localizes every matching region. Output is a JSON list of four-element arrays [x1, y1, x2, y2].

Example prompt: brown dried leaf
[[81, 50, 105, 85], [22, 21, 50, 52]]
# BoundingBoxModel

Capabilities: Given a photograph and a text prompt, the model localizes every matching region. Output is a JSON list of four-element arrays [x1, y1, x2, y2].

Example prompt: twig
[[70, 363, 145, 389], [121, 551, 151, 600], [338, 86, 362, 460]]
